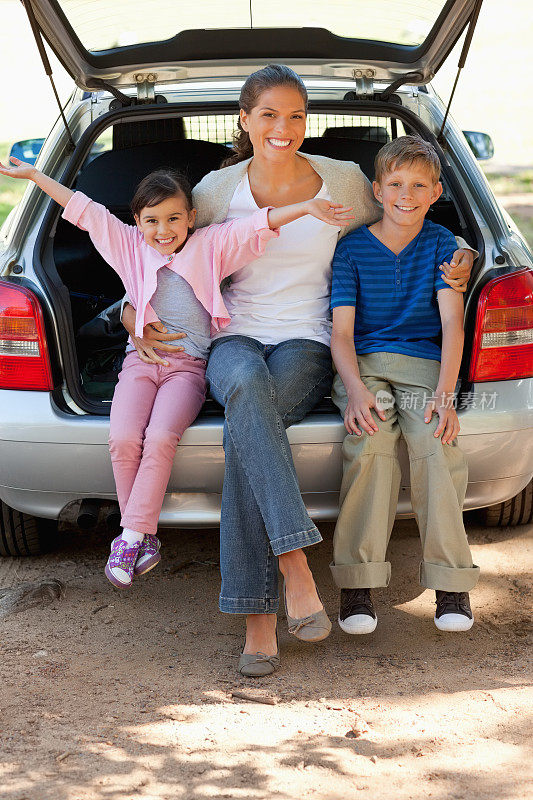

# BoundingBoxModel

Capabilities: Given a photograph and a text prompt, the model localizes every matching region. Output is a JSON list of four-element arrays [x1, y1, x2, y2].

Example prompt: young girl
[[0, 156, 353, 588]]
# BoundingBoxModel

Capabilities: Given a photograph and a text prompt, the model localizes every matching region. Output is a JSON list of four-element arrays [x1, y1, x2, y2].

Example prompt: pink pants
[[108, 350, 207, 534]]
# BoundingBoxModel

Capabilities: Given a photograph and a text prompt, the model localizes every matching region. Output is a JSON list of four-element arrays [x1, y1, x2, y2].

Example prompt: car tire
[[0, 500, 56, 556], [479, 479, 533, 527]]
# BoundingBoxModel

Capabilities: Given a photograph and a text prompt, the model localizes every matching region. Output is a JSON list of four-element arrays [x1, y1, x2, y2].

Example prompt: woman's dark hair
[[131, 169, 193, 217], [222, 64, 308, 168]]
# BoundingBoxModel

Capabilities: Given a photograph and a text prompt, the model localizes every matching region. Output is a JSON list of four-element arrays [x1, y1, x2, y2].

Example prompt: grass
[[482, 166, 533, 196], [482, 166, 533, 248], [0, 140, 531, 248], [0, 141, 25, 228], [506, 209, 533, 249]]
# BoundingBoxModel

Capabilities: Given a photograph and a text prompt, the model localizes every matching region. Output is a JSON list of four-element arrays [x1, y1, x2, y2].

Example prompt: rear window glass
[[85, 113, 407, 160], [185, 114, 406, 144], [56, 0, 450, 52]]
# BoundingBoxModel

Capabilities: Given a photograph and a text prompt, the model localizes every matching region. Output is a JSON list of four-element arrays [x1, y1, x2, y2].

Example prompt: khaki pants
[[331, 352, 479, 592]]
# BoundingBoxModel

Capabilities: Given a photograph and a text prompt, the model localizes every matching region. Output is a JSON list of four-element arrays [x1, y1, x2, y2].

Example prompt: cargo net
[[183, 114, 404, 146]]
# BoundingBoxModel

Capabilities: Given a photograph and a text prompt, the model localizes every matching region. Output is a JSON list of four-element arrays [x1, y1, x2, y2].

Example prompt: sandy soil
[[0, 518, 531, 800]]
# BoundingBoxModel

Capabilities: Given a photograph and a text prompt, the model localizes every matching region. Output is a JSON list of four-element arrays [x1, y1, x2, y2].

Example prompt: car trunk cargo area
[[37, 102, 481, 414]]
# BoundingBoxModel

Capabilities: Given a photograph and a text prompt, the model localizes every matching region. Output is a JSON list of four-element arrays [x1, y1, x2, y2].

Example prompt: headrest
[[323, 126, 390, 144], [75, 139, 231, 206], [301, 137, 383, 182]]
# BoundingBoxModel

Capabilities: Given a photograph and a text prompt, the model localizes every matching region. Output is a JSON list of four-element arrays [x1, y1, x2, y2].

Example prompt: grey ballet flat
[[284, 582, 332, 642], [238, 649, 281, 677]]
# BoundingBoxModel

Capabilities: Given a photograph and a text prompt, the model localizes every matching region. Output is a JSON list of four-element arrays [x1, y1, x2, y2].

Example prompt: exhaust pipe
[[77, 499, 101, 530], [105, 505, 121, 530]]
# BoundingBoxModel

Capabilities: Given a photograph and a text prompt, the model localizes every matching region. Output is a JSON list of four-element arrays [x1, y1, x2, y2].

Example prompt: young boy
[[330, 135, 479, 634]]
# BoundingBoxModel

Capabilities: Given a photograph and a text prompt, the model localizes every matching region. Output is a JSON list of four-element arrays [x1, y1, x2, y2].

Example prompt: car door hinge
[[353, 69, 375, 99], [135, 74, 157, 103]]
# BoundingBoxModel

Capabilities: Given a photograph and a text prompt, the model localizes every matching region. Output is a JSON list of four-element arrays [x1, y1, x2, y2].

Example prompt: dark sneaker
[[338, 588, 377, 634], [434, 591, 474, 631], [134, 534, 161, 576]]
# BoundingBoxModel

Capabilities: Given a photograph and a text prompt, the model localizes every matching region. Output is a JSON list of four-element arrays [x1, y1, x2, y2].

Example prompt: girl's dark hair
[[131, 169, 193, 217], [222, 64, 308, 168]]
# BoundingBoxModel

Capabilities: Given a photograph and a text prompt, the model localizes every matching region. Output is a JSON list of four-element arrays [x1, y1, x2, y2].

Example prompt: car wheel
[[479, 479, 533, 527], [0, 500, 57, 556]]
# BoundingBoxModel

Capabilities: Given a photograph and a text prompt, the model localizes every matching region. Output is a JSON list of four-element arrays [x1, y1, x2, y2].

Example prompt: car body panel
[[1, 22, 532, 531], [1, 378, 532, 524], [26, 0, 479, 89]]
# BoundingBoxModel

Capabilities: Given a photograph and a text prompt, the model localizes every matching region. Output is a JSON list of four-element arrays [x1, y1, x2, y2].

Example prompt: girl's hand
[[344, 383, 387, 436], [424, 394, 460, 444], [0, 156, 37, 180], [306, 199, 355, 227], [439, 248, 474, 292], [122, 304, 186, 366]]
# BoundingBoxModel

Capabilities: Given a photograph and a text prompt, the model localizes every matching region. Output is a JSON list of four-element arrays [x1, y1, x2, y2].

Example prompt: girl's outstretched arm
[[0, 157, 73, 208], [268, 198, 354, 229]]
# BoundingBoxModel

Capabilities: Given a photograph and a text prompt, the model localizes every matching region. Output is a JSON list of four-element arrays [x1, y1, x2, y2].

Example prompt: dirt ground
[[0, 517, 531, 800]]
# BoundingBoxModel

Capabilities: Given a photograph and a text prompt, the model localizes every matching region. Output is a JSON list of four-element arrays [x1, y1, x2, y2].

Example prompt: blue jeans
[[207, 335, 333, 614]]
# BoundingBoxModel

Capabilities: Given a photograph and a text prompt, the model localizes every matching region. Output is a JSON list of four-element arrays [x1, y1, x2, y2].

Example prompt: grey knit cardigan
[[193, 152, 382, 236]]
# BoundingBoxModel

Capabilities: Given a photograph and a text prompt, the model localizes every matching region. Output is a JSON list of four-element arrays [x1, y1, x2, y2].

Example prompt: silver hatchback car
[[1, 0, 532, 555]]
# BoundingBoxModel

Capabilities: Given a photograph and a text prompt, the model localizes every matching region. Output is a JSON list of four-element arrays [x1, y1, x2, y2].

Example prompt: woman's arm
[[122, 304, 186, 366], [0, 158, 73, 207], [440, 245, 475, 292]]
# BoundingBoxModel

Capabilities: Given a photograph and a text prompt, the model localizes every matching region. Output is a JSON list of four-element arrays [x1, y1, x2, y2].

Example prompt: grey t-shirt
[[127, 268, 211, 360]]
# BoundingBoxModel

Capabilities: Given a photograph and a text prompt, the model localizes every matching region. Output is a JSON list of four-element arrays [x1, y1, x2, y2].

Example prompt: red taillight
[[469, 268, 533, 382], [0, 280, 53, 390]]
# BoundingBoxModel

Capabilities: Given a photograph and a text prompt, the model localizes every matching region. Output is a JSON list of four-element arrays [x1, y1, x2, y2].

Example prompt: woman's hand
[[306, 199, 355, 227], [344, 382, 387, 436], [0, 156, 36, 180], [424, 393, 460, 444], [122, 304, 186, 366], [439, 248, 474, 293]]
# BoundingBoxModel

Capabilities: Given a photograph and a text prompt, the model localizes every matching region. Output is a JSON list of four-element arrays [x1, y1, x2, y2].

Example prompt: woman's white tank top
[[212, 172, 340, 346]]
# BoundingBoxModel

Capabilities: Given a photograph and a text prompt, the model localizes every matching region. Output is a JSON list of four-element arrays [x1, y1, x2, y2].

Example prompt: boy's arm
[[0, 158, 73, 207], [424, 288, 464, 444], [331, 306, 386, 436]]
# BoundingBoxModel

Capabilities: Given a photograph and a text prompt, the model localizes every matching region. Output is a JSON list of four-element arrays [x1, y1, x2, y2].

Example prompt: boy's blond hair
[[374, 135, 441, 184]]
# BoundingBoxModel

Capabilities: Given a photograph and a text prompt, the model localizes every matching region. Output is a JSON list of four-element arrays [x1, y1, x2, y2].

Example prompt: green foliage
[[0, 141, 25, 227], [482, 168, 533, 196]]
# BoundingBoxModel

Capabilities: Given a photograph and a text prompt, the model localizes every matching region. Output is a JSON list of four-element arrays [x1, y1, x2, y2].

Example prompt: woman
[[123, 65, 474, 676]]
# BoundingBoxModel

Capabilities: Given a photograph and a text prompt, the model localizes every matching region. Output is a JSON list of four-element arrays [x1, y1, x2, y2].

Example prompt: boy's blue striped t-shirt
[[330, 219, 457, 361]]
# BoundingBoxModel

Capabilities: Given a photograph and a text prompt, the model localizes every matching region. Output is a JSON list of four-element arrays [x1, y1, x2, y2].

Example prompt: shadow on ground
[[0, 518, 531, 800]]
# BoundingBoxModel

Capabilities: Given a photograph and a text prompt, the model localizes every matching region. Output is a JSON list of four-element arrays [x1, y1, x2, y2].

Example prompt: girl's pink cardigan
[[62, 191, 279, 337]]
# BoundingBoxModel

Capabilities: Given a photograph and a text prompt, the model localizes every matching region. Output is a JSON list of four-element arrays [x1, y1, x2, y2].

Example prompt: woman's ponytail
[[221, 118, 254, 168]]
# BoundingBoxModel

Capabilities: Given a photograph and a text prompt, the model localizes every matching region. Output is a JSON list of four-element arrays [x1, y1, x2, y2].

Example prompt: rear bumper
[[1, 379, 532, 524]]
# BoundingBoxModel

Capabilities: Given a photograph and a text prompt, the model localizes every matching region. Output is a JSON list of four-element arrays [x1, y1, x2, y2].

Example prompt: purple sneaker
[[134, 534, 161, 576], [104, 536, 142, 588]]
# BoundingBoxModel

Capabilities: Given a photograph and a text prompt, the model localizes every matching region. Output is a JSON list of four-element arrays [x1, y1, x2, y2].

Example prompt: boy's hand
[[439, 248, 474, 292], [424, 393, 460, 444], [306, 199, 355, 227], [344, 383, 387, 436], [0, 156, 37, 180]]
